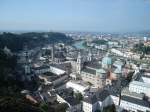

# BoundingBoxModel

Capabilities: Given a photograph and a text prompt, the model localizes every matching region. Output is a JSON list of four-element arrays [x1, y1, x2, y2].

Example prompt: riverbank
[[72, 41, 86, 49]]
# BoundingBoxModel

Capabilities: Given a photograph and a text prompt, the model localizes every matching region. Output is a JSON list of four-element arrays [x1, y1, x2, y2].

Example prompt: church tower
[[24, 47, 31, 75], [51, 44, 54, 62], [87, 50, 92, 62], [76, 52, 83, 74]]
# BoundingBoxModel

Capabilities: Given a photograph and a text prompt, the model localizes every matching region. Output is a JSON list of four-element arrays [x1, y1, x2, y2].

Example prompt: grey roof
[[66, 54, 77, 59], [121, 95, 150, 108], [82, 68, 96, 75], [40, 73, 66, 82], [51, 63, 71, 71], [64, 96, 80, 106], [83, 95, 97, 104], [97, 90, 110, 101], [41, 92, 56, 102], [55, 51, 65, 59], [142, 74, 150, 78], [83, 90, 110, 104], [40, 85, 53, 92], [104, 85, 120, 96], [84, 61, 101, 69], [33, 65, 49, 70], [57, 89, 79, 106]]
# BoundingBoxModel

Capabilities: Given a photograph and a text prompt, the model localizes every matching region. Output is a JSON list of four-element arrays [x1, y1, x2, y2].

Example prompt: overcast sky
[[0, 0, 150, 32]]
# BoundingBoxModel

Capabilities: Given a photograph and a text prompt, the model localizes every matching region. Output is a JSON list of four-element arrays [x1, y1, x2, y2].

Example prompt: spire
[[24, 45, 29, 63], [106, 51, 110, 57], [24, 46, 31, 75], [3, 46, 12, 55], [76, 51, 82, 74], [77, 51, 82, 63], [51, 44, 54, 62], [87, 49, 92, 61]]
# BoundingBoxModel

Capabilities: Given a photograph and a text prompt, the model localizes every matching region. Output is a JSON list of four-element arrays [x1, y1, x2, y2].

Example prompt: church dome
[[102, 56, 112, 65]]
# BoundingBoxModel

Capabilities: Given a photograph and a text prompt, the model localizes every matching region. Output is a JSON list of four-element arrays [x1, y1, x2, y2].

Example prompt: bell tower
[[87, 50, 92, 62], [24, 46, 31, 75], [76, 52, 83, 74]]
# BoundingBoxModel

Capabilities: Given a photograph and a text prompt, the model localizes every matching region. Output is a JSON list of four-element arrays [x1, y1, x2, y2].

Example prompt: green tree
[[103, 104, 116, 112], [39, 102, 49, 112], [95, 110, 101, 112], [0, 50, 43, 112], [0, 32, 73, 52], [52, 103, 68, 112], [74, 92, 83, 102]]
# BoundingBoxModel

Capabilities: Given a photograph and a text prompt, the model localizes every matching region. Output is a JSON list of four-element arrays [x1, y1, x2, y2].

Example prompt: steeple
[[51, 44, 54, 62], [87, 49, 92, 61], [76, 51, 82, 74], [77, 52, 81, 63], [24, 46, 31, 75]]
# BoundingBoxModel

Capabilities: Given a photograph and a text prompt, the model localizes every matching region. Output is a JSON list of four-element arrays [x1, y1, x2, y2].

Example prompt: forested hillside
[[0, 32, 72, 52]]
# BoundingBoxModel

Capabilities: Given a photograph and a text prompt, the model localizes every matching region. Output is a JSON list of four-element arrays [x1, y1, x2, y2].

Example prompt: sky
[[0, 0, 150, 32]]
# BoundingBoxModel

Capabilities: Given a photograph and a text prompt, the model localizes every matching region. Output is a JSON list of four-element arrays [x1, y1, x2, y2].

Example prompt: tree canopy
[[132, 43, 150, 55], [92, 39, 108, 45], [0, 50, 44, 112], [0, 32, 72, 52]]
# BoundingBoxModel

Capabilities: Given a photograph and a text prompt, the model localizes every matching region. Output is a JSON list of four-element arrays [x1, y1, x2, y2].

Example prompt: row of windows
[[82, 73, 95, 78], [83, 103, 92, 112], [130, 86, 149, 94], [121, 101, 147, 112]]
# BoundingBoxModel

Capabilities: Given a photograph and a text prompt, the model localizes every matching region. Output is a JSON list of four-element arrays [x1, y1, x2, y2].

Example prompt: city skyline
[[0, 0, 150, 32]]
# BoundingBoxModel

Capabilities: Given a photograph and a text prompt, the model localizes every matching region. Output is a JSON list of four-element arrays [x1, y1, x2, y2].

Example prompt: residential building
[[82, 90, 113, 112], [56, 89, 82, 112], [33, 65, 50, 75], [120, 95, 150, 112], [66, 80, 90, 95], [39, 72, 68, 86], [129, 81, 150, 97]]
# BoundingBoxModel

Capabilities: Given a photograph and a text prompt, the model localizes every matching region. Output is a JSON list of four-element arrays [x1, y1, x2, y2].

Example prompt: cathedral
[[76, 51, 124, 88]]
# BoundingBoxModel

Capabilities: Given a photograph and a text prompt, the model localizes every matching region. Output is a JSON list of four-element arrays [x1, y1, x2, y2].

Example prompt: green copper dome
[[102, 56, 112, 65]]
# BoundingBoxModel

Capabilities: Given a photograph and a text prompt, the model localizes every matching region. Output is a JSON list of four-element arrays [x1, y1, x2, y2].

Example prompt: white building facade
[[129, 81, 150, 97]]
